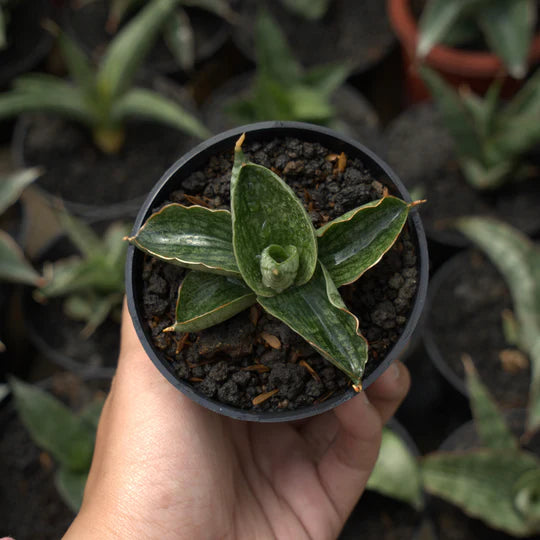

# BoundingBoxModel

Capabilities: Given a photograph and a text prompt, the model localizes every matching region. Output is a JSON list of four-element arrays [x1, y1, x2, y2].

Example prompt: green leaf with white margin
[[9, 377, 95, 472], [258, 263, 367, 387], [422, 449, 540, 537], [0, 230, 42, 285], [477, 0, 536, 79], [166, 271, 255, 333], [231, 138, 317, 296], [317, 196, 414, 287], [128, 204, 240, 277], [463, 355, 518, 450], [55, 468, 88, 512], [112, 88, 210, 139], [279, 0, 331, 20], [367, 426, 424, 510], [417, 0, 478, 57], [97, 0, 180, 100], [456, 217, 540, 433], [0, 167, 41, 216]]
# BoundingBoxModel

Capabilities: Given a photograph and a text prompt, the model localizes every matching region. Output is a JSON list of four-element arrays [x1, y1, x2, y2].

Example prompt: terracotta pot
[[387, 0, 540, 102]]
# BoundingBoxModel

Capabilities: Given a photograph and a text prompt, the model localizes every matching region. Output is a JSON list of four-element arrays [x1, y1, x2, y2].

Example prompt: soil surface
[[140, 136, 419, 412], [384, 104, 540, 245], [63, 0, 229, 73], [0, 373, 109, 540], [234, 0, 395, 73], [426, 250, 531, 409]]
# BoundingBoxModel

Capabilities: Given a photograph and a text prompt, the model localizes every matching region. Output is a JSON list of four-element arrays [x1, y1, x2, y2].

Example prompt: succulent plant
[[422, 358, 540, 537], [9, 377, 104, 512], [105, 0, 236, 71], [417, 0, 537, 79], [455, 216, 540, 434], [36, 211, 130, 338], [0, 168, 43, 351], [227, 8, 350, 126], [278, 0, 331, 20], [0, 0, 210, 154], [421, 66, 540, 189], [128, 134, 421, 389]]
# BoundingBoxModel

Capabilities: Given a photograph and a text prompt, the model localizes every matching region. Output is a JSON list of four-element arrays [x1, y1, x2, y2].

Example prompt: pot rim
[[126, 120, 429, 422], [387, 0, 540, 78]]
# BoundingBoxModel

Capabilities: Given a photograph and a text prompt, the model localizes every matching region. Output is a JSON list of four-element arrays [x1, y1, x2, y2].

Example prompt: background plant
[[226, 8, 350, 126], [128, 135, 420, 389], [417, 0, 537, 79], [0, 0, 17, 50], [421, 66, 540, 189], [0, 168, 43, 350], [105, 0, 237, 71], [278, 0, 331, 20], [35, 210, 130, 338], [422, 357, 540, 537], [0, 0, 210, 154], [9, 377, 104, 512], [455, 216, 540, 434]]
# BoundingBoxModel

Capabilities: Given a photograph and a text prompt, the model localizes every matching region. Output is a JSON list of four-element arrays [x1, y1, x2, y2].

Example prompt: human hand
[[64, 300, 410, 540]]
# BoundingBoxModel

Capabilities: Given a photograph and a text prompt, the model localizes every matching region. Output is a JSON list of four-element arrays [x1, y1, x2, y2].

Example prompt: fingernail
[[390, 362, 401, 380]]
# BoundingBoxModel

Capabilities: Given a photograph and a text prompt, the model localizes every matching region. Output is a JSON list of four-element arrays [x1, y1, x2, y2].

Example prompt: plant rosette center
[[128, 134, 422, 410]]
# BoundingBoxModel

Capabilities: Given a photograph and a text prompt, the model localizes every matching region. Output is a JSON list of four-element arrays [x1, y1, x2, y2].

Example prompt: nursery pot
[[387, 0, 540, 103], [126, 121, 429, 422]]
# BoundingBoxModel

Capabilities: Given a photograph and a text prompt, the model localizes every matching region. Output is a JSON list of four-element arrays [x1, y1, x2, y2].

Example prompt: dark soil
[[0, 0, 52, 87], [432, 411, 540, 540], [234, 0, 395, 73], [140, 136, 419, 412], [425, 250, 531, 409], [201, 74, 384, 154], [63, 0, 229, 73], [23, 231, 121, 376], [19, 109, 198, 217], [0, 372, 109, 540], [384, 104, 540, 245]]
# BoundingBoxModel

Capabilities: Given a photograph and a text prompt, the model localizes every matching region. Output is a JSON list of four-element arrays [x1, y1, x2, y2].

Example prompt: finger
[[298, 411, 339, 461], [365, 361, 410, 425], [317, 392, 382, 521]]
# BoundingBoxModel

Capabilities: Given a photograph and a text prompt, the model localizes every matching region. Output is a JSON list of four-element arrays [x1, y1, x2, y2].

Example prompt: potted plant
[[423, 217, 540, 434], [0, 0, 210, 219], [23, 211, 130, 377], [62, 0, 236, 74], [0, 373, 106, 538], [234, 0, 395, 75], [202, 7, 381, 150], [387, 0, 540, 102], [125, 121, 428, 421], [422, 357, 540, 538], [384, 67, 540, 249]]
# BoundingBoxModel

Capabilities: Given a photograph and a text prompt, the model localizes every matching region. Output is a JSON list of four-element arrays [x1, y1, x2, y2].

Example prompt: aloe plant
[[9, 377, 104, 512], [0, 168, 43, 351], [105, 0, 236, 71], [227, 8, 350, 126], [128, 134, 421, 389], [422, 358, 540, 537], [0, 0, 210, 154], [417, 0, 537, 79], [455, 216, 540, 434], [36, 211, 129, 337], [421, 66, 540, 189]]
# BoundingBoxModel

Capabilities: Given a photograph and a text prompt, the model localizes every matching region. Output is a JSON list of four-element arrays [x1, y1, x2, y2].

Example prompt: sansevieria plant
[[0, 0, 210, 154], [127, 134, 422, 389]]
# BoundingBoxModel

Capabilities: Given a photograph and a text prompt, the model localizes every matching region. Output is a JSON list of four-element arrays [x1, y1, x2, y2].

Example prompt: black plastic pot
[[423, 250, 530, 411], [126, 121, 429, 422], [0, 0, 53, 88], [22, 226, 122, 379], [11, 77, 201, 221]]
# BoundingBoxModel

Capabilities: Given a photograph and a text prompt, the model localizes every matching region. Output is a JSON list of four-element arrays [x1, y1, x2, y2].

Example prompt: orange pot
[[387, 0, 540, 102]]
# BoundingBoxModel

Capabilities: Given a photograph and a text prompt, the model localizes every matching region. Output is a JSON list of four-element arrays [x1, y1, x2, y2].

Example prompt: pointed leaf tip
[[235, 133, 246, 151]]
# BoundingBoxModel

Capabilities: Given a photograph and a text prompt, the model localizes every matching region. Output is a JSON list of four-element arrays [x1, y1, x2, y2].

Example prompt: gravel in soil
[[384, 104, 540, 243], [427, 251, 531, 409], [141, 136, 420, 412]]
